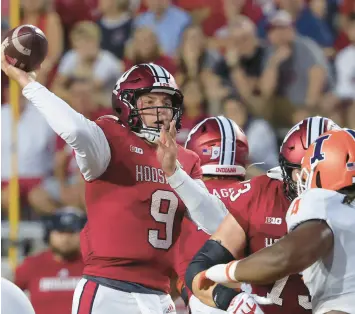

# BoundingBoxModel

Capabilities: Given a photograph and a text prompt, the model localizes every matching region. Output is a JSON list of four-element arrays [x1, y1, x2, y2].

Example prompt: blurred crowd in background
[[1, 0, 354, 312], [0, 0, 354, 218], [2, 0, 355, 221], [1, 0, 354, 221]]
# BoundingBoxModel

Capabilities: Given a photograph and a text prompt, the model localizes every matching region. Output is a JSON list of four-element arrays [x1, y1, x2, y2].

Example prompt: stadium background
[[1, 0, 354, 313]]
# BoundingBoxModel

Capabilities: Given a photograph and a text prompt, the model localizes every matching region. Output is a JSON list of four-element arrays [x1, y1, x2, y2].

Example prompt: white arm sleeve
[[22, 82, 111, 181], [167, 167, 228, 234]]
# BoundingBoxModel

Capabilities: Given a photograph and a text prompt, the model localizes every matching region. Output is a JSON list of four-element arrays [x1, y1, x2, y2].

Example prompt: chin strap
[[134, 130, 160, 143], [132, 119, 161, 142]]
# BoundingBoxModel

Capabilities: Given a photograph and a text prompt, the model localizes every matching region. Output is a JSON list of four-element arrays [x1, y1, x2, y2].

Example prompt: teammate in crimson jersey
[[2, 59, 227, 314], [174, 116, 249, 313], [14, 208, 85, 314], [202, 128, 355, 314], [185, 116, 340, 314]]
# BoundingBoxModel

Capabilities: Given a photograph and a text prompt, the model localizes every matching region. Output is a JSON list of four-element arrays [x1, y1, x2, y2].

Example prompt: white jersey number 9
[[148, 190, 178, 250]]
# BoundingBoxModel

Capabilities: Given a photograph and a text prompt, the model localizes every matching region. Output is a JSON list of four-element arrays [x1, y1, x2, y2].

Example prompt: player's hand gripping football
[[1, 49, 36, 88], [156, 120, 178, 177]]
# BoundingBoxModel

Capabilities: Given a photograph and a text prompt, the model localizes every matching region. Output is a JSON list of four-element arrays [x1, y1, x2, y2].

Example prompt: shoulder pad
[[266, 166, 283, 181], [97, 115, 119, 122]]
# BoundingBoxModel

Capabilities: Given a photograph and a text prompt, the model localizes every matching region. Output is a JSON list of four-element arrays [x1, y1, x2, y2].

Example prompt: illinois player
[[185, 116, 340, 314], [2, 57, 227, 314], [14, 207, 85, 314], [174, 116, 249, 313], [202, 128, 355, 314], [1, 278, 36, 314]]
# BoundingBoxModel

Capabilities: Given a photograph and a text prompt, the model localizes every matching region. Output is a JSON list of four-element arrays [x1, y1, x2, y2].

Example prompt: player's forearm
[[23, 82, 111, 180], [186, 240, 239, 310], [167, 168, 228, 234], [233, 241, 292, 285], [234, 221, 334, 285], [192, 275, 217, 308]]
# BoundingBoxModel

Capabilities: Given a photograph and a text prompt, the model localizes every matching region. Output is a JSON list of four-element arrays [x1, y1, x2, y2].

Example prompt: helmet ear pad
[[279, 154, 300, 201], [112, 89, 141, 131]]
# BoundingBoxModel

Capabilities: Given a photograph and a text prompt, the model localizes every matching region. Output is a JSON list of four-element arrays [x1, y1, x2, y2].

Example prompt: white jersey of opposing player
[[1, 278, 36, 314], [286, 188, 355, 314]]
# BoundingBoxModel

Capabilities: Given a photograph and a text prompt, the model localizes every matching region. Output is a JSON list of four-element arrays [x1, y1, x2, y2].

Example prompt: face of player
[[49, 230, 80, 260], [137, 93, 174, 130]]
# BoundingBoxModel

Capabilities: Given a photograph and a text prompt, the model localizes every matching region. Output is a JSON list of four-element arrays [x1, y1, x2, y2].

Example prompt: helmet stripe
[[215, 117, 226, 165], [319, 117, 324, 136], [156, 65, 170, 83], [310, 117, 321, 147], [307, 117, 312, 148], [226, 118, 236, 165], [146, 63, 159, 83], [147, 63, 170, 83], [216, 116, 235, 166], [185, 116, 237, 167]]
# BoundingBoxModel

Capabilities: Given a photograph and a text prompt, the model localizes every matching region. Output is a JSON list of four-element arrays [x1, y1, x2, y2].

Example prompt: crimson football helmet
[[279, 116, 340, 200], [112, 63, 183, 141], [185, 116, 249, 177]]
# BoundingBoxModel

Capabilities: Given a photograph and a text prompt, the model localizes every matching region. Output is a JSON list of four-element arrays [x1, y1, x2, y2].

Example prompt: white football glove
[[226, 292, 266, 314]]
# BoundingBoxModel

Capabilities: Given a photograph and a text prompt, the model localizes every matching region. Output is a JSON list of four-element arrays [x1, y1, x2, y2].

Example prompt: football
[[2, 24, 48, 72]]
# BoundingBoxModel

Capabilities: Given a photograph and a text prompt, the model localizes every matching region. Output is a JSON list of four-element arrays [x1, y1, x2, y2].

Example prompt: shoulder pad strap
[[97, 115, 119, 122]]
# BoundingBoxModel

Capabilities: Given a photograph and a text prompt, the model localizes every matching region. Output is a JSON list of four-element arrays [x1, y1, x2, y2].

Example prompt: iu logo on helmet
[[310, 134, 331, 165]]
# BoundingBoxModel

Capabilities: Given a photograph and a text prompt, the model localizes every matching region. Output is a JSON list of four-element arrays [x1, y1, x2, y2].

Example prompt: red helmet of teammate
[[112, 63, 183, 137], [279, 116, 340, 200], [185, 116, 249, 177]]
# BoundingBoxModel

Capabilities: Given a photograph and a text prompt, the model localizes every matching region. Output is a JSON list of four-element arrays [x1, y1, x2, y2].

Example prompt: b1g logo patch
[[130, 145, 143, 154], [265, 217, 282, 225]]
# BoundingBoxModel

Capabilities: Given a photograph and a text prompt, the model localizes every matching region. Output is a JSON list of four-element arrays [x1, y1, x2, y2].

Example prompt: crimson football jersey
[[175, 179, 237, 299], [81, 117, 202, 293], [227, 175, 312, 313], [14, 250, 83, 314]]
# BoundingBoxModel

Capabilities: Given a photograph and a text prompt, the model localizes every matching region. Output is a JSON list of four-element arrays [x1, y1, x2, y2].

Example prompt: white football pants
[[72, 278, 176, 314]]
